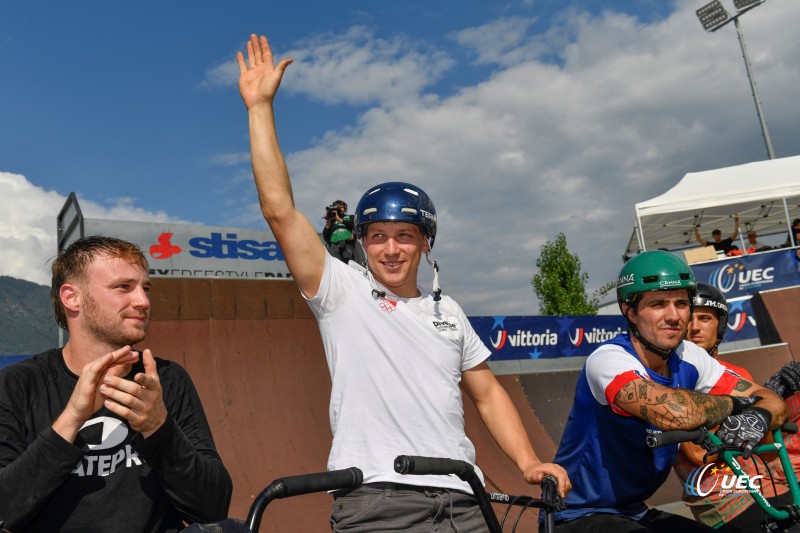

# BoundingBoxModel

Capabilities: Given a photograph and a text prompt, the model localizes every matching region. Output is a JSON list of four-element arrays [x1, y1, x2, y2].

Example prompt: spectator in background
[[694, 214, 740, 255], [745, 229, 768, 254], [322, 199, 356, 264], [784, 219, 800, 260]]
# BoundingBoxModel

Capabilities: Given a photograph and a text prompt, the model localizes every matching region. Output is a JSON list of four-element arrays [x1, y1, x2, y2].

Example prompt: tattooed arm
[[614, 377, 786, 431], [729, 378, 787, 430]]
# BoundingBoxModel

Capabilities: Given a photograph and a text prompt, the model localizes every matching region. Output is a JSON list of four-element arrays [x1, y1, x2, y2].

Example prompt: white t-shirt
[[305, 253, 491, 492]]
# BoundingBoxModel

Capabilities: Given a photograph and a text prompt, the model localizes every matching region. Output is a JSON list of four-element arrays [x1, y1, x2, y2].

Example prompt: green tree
[[531, 233, 609, 315]]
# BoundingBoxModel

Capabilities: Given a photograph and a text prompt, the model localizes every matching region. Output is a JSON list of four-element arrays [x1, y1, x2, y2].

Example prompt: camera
[[327, 206, 339, 220]]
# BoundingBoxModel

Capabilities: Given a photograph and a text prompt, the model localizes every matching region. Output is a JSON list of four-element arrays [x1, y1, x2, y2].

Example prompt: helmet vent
[[363, 207, 378, 215], [400, 208, 418, 215], [679, 273, 691, 280], [642, 275, 658, 283], [403, 188, 419, 196]]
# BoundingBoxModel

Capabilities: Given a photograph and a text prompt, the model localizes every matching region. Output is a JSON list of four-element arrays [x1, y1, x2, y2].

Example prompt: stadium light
[[695, 0, 775, 159], [733, 0, 765, 10], [696, 1, 730, 31]]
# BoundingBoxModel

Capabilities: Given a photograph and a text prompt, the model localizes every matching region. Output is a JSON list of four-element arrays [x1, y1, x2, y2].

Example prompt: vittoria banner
[[469, 303, 759, 361]]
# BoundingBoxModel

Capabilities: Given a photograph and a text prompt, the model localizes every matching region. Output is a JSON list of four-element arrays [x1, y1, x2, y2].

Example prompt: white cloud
[[197, 60, 240, 90], [0, 172, 188, 287], [287, 26, 455, 106], [201, 26, 455, 107], [11, 1, 799, 317], [261, 0, 800, 315]]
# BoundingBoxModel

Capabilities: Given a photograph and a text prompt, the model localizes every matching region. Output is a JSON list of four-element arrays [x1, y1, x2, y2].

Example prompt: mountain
[[0, 276, 58, 355]]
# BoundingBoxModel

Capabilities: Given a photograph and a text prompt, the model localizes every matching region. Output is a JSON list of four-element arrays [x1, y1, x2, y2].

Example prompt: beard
[[82, 291, 147, 347]]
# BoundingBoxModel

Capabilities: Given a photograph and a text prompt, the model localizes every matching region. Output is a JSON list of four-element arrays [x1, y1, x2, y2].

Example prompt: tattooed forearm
[[616, 380, 734, 430], [734, 379, 752, 393]]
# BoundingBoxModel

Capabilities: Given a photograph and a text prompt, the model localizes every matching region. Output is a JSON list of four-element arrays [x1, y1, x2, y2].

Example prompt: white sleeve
[[585, 345, 650, 406], [459, 307, 491, 371]]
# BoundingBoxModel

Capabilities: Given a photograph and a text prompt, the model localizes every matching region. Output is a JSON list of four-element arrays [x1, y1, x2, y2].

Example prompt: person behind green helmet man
[[549, 250, 786, 532]]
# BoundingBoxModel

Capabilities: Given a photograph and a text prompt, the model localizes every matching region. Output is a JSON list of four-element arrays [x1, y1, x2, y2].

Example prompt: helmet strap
[[630, 324, 674, 361], [624, 305, 678, 361], [355, 236, 367, 268], [709, 339, 722, 356], [424, 247, 441, 302], [367, 269, 387, 299]]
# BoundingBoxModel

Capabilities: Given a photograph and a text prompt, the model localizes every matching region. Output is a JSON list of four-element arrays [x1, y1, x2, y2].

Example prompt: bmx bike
[[189, 456, 564, 532], [394, 455, 565, 533], [647, 422, 800, 532]]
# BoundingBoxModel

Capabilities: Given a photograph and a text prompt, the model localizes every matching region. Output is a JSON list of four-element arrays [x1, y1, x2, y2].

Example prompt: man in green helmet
[[549, 250, 786, 532]]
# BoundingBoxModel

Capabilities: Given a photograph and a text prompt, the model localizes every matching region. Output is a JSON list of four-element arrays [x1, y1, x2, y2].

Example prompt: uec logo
[[685, 462, 763, 497], [712, 264, 774, 294]]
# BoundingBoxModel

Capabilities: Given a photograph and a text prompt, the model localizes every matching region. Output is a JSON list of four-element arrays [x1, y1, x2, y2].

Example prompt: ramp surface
[[142, 278, 554, 531], [755, 285, 800, 359], [141, 277, 800, 530]]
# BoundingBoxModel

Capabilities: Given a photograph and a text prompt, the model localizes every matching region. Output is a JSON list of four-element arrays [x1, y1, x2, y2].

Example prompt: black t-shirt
[[711, 237, 735, 253], [0, 349, 232, 532]]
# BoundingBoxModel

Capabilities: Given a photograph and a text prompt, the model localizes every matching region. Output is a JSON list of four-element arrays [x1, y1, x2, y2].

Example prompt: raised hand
[[236, 34, 293, 110], [100, 349, 168, 438]]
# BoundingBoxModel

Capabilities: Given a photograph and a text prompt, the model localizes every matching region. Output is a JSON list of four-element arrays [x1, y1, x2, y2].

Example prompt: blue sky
[[2, 0, 798, 315]]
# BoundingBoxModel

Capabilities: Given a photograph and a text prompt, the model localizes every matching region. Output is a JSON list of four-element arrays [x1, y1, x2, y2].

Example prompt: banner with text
[[469, 300, 759, 361], [82, 219, 293, 280], [690, 249, 800, 300]]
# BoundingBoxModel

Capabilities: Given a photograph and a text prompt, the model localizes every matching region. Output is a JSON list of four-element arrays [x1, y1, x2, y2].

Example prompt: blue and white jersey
[[553, 333, 741, 522]]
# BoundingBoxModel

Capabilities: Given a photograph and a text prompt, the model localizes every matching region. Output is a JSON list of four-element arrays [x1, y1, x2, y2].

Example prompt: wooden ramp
[[140, 277, 800, 530], [141, 278, 552, 531]]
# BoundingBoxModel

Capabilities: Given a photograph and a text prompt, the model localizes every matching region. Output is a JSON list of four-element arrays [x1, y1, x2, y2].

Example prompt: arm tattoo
[[616, 380, 733, 431], [734, 379, 752, 393]]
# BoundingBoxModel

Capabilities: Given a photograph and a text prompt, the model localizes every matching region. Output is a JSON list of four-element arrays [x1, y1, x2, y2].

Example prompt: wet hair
[[711, 229, 722, 236], [50, 235, 148, 329]]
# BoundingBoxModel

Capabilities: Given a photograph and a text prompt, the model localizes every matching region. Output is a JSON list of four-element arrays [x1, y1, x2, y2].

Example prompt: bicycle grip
[[540, 475, 557, 499], [646, 429, 705, 448], [394, 455, 473, 477], [272, 467, 363, 498], [783, 422, 799, 434]]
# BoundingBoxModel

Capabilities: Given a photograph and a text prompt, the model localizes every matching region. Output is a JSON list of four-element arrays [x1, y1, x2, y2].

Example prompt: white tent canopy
[[625, 155, 800, 257]]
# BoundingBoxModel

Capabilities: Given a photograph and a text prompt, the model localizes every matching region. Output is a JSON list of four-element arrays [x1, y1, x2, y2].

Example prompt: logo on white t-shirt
[[427, 316, 460, 338], [379, 297, 397, 313]]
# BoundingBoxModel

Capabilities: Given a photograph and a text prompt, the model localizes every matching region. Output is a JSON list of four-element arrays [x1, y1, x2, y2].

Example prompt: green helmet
[[617, 251, 696, 309]]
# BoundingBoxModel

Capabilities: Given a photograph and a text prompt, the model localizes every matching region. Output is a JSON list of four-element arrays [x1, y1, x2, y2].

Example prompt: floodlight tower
[[696, 0, 775, 159]]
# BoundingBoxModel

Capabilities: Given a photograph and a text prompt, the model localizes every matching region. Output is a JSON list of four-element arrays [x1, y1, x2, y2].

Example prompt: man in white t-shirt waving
[[237, 33, 570, 532]]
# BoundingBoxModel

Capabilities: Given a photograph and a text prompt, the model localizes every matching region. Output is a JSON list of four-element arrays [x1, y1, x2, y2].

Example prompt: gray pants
[[330, 482, 489, 532]]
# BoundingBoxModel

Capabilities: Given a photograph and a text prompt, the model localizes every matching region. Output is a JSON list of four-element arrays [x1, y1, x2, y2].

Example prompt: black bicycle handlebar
[[246, 467, 363, 532], [646, 428, 707, 448], [393, 455, 473, 478], [646, 422, 800, 449], [394, 455, 503, 533], [394, 455, 564, 533]]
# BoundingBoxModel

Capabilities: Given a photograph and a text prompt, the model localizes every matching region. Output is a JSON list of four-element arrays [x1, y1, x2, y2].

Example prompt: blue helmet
[[354, 182, 438, 249]]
